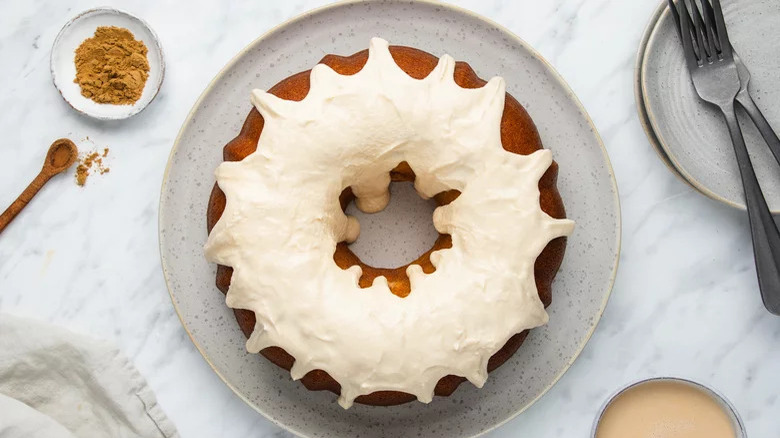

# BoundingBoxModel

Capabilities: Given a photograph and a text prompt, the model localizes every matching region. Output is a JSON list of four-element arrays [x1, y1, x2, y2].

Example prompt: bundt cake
[[205, 38, 573, 408]]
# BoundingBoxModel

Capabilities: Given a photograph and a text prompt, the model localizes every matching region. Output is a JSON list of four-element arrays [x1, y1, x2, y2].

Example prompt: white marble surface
[[0, 0, 777, 436]]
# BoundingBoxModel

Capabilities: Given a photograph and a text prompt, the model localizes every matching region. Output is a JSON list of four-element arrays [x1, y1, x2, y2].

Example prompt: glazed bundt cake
[[205, 38, 573, 408]]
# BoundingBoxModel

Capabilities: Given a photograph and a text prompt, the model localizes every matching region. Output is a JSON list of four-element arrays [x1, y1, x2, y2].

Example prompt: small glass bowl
[[591, 377, 746, 437]]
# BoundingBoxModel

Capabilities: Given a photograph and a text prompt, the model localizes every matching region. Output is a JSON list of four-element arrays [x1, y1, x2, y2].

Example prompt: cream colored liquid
[[596, 380, 736, 438]]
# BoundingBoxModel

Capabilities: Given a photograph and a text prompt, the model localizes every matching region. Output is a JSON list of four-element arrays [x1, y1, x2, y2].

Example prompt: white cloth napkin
[[0, 314, 178, 438]]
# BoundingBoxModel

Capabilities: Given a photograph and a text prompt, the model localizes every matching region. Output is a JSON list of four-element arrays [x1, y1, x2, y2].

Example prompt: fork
[[670, 0, 780, 314], [667, 1, 780, 165]]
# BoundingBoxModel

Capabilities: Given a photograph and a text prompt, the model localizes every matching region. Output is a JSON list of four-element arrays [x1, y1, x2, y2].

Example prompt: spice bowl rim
[[591, 376, 746, 438], [50, 6, 165, 121]]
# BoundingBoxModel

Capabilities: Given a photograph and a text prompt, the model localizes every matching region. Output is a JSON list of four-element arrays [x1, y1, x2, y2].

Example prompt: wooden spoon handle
[[0, 171, 53, 234]]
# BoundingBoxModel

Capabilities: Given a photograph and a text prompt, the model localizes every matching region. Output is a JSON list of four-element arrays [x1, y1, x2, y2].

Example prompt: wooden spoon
[[0, 138, 78, 234]]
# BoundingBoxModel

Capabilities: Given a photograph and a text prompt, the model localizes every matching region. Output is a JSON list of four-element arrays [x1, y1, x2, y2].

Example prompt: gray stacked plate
[[636, 0, 780, 211]]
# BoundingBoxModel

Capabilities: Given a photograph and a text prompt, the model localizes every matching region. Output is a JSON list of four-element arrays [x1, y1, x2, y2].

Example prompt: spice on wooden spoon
[[0, 138, 78, 234]]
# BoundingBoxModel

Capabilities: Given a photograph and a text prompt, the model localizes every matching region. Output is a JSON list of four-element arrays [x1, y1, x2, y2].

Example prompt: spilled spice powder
[[76, 147, 110, 186], [73, 26, 150, 105]]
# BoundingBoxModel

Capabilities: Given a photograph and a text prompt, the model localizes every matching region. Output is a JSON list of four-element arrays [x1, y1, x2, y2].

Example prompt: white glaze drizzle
[[204, 38, 575, 408]]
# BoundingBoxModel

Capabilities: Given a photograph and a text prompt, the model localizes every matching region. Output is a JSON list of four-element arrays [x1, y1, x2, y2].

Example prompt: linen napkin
[[0, 314, 178, 438]]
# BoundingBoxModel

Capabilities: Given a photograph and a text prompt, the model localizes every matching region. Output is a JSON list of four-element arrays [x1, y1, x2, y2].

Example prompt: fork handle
[[721, 104, 780, 315], [736, 91, 780, 167]]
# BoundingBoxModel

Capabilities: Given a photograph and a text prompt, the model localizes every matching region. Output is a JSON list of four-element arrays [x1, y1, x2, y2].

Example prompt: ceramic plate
[[50, 7, 165, 120], [642, 0, 780, 211], [635, 0, 694, 188], [159, 1, 620, 437]]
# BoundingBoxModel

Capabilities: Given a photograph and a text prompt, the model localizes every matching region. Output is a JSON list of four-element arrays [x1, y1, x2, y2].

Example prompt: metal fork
[[670, 0, 780, 314], [668, 1, 780, 165]]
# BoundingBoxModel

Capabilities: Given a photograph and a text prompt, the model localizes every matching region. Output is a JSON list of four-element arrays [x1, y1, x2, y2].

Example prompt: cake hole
[[346, 181, 439, 269]]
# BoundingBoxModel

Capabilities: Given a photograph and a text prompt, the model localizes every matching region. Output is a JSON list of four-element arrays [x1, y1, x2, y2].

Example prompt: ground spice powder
[[74, 26, 150, 105], [76, 148, 110, 186]]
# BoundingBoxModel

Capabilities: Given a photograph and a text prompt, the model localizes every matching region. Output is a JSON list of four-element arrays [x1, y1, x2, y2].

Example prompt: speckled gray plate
[[635, 1, 694, 188], [159, 1, 620, 437], [642, 0, 780, 211]]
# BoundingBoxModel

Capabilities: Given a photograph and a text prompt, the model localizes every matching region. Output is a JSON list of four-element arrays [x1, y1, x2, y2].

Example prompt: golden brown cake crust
[[206, 45, 568, 406]]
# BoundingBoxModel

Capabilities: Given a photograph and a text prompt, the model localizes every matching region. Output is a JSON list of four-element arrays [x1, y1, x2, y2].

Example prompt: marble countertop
[[1, 0, 777, 436]]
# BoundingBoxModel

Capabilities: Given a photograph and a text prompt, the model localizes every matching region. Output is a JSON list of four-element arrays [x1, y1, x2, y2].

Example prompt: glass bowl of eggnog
[[592, 377, 745, 438]]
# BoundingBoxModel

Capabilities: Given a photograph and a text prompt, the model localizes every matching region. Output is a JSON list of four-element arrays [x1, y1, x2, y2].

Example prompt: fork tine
[[692, 0, 718, 61], [698, 0, 721, 54], [667, 0, 682, 39], [668, 0, 702, 59], [677, 0, 702, 69], [686, 0, 711, 62], [711, 0, 733, 59]]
